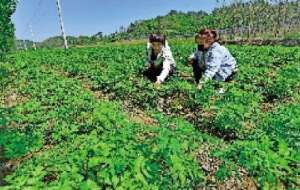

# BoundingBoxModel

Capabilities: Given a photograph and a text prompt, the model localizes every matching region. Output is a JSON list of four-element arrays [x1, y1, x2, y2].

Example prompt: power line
[[19, 0, 43, 39]]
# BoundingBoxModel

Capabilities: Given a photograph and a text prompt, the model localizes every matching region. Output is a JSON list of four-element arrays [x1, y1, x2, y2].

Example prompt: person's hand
[[197, 83, 203, 90], [148, 63, 155, 69], [155, 79, 162, 88], [197, 79, 207, 90], [187, 58, 194, 65]]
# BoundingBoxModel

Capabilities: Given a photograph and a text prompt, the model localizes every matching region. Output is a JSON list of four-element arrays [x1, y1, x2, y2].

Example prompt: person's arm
[[197, 50, 222, 90], [202, 50, 222, 82], [157, 47, 175, 83], [188, 50, 198, 65]]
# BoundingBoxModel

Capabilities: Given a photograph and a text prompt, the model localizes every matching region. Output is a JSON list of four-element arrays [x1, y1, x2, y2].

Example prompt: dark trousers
[[192, 60, 206, 84], [143, 64, 163, 82], [143, 64, 175, 82]]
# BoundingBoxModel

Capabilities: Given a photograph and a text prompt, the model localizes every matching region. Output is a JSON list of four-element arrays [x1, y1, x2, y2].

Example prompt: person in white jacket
[[143, 33, 176, 86], [188, 29, 237, 90]]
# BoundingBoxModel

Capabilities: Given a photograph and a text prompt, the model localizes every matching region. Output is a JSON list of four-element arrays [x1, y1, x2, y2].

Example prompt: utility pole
[[56, 0, 68, 49], [29, 24, 37, 50]]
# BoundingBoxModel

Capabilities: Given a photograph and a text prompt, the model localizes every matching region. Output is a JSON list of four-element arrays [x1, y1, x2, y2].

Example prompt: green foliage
[[1, 42, 299, 189], [111, 10, 207, 40], [37, 36, 100, 48], [213, 86, 263, 138], [262, 103, 300, 151], [105, 1, 300, 42], [0, 55, 209, 189], [0, 129, 42, 159], [34, 1, 300, 48], [214, 162, 237, 182], [215, 136, 300, 189], [0, 0, 17, 59]]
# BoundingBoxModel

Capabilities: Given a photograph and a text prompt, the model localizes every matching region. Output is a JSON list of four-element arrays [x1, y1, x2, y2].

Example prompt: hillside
[[16, 36, 100, 50], [109, 10, 208, 40], [19, 10, 207, 49], [15, 1, 300, 49], [109, 1, 300, 41]]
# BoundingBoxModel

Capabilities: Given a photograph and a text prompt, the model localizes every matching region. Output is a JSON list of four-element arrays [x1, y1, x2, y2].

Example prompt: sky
[[13, 0, 219, 42]]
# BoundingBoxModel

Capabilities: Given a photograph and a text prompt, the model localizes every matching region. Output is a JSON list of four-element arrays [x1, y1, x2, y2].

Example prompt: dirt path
[[196, 145, 257, 190]]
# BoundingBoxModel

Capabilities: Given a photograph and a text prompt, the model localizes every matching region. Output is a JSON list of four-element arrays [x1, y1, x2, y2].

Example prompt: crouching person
[[188, 29, 237, 90], [143, 33, 176, 86]]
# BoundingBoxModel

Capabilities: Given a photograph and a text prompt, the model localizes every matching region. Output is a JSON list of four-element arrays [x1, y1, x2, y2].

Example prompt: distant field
[[1, 42, 299, 189]]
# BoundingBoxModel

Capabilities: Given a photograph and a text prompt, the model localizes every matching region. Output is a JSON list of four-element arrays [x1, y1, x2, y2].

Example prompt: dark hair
[[149, 33, 166, 46], [196, 28, 219, 42]]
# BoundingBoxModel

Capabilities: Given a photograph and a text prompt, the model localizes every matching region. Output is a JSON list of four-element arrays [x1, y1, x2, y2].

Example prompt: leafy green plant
[[1, 42, 299, 189], [215, 136, 300, 189]]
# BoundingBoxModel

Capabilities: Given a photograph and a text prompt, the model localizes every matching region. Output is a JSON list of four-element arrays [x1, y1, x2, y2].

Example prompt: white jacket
[[146, 40, 176, 82], [189, 42, 237, 82]]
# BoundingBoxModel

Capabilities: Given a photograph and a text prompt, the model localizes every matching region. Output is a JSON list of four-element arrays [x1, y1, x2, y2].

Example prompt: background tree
[[0, 0, 17, 60]]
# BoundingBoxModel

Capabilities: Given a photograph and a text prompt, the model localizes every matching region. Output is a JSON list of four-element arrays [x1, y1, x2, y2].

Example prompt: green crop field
[[1, 41, 300, 189]]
